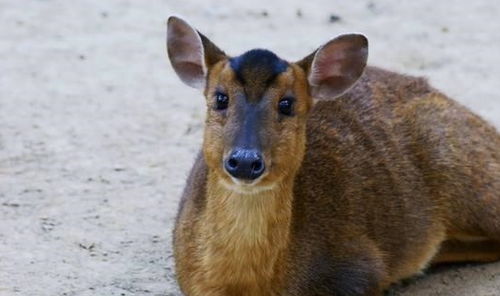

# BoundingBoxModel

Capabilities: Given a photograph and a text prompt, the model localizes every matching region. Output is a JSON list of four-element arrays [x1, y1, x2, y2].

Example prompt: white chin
[[220, 177, 276, 194]]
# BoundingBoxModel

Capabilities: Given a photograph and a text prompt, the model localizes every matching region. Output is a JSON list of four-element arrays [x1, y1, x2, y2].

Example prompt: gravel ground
[[0, 0, 499, 295]]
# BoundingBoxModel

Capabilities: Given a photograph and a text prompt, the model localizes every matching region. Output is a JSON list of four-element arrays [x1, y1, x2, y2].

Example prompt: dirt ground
[[0, 0, 499, 295]]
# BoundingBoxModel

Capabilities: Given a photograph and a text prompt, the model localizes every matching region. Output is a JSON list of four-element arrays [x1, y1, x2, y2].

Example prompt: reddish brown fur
[[170, 23, 500, 296]]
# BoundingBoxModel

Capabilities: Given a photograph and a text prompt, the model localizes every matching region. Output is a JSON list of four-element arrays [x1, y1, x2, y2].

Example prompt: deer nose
[[224, 149, 265, 181]]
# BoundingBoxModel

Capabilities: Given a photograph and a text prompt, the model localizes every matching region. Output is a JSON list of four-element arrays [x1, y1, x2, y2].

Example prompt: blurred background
[[0, 0, 499, 295]]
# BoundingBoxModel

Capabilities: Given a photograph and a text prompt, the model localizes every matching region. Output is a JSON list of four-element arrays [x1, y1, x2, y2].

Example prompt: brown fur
[[171, 33, 500, 295]]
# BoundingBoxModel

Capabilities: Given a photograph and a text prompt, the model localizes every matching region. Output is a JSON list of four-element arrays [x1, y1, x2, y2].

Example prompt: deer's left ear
[[167, 16, 226, 90], [297, 34, 368, 100]]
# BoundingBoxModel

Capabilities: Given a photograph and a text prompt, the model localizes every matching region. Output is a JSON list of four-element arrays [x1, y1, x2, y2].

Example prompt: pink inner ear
[[307, 34, 368, 99], [174, 62, 206, 89], [167, 17, 206, 89], [310, 42, 353, 86]]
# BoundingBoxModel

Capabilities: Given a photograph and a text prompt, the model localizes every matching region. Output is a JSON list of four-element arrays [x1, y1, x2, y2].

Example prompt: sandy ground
[[0, 0, 499, 295]]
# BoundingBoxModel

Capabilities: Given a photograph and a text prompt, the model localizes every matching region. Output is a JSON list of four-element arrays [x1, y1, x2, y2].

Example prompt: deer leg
[[432, 239, 500, 264]]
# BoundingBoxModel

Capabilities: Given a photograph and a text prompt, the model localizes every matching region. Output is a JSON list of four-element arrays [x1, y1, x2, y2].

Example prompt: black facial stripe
[[229, 49, 288, 101], [233, 102, 262, 151]]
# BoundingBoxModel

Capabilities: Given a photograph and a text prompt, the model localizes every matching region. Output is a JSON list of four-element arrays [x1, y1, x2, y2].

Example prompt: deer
[[166, 16, 500, 296]]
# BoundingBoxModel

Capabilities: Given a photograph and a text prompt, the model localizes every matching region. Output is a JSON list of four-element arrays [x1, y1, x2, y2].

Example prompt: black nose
[[224, 149, 265, 180]]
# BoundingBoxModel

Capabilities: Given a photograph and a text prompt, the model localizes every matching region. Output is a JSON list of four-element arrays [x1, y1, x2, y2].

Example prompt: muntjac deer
[[167, 16, 500, 296]]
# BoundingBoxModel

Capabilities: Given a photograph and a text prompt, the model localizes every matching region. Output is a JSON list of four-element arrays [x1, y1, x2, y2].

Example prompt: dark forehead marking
[[229, 49, 288, 100]]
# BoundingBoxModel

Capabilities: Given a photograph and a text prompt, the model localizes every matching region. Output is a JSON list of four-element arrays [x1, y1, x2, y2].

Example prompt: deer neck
[[200, 172, 293, 289]]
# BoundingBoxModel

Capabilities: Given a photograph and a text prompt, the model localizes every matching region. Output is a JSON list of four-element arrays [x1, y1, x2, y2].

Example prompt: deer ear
[[297, 34, 368, 99], [167, 16, 226, 90]]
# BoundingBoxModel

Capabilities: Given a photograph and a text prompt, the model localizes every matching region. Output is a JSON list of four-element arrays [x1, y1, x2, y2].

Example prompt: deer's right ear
[[167, 16, 226, 90]]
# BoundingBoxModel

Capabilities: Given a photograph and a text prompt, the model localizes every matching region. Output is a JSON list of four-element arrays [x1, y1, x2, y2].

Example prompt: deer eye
[[278, 97, 294, 116], [214, 92, 229, 110]]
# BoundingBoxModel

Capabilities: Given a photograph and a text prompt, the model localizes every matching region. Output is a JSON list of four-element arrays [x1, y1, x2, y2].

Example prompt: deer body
[[167, 17, 500, 295]]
